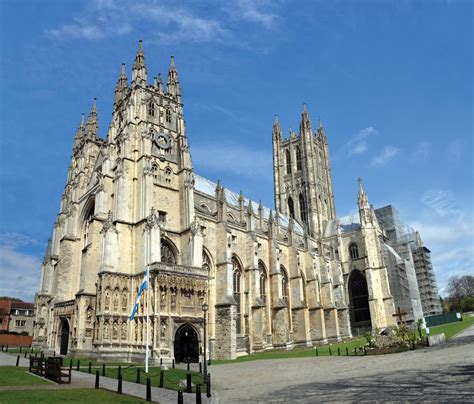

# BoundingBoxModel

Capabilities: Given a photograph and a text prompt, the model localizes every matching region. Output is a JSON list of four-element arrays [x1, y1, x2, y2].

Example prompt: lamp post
[[202, 303, 208, 381]]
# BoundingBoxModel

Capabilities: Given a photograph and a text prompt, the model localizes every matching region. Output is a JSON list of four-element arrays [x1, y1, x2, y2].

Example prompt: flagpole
[[145, 265, 150, 373]]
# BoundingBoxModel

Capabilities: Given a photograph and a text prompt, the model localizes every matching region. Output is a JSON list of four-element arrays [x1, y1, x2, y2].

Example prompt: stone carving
[[190, 217, 202, 236], [101, 211, 118, 234], [104, 322, 109, 340], [112, 321, 118, 340], [121, 322, 127, 340]]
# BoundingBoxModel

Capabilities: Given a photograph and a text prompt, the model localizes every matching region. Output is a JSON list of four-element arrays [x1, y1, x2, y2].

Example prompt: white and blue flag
[[129, 268, 149, 321]]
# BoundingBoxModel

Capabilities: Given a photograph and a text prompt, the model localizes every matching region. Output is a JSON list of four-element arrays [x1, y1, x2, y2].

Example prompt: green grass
[[423, 315, 474, 340], [78, 364, 206, 393], [0, 366, 50, 386], [212, 337, 366, 364], [0, 388, 144, 403]]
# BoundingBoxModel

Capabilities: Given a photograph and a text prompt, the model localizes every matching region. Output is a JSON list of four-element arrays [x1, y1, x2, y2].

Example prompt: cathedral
[[33, 41, 440, 362]]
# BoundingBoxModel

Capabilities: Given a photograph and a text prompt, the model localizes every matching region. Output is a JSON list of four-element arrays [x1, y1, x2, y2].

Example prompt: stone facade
[[33, 42, 436, 361]]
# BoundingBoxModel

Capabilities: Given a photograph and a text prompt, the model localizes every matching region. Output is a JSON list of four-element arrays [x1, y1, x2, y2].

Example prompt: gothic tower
[[272, 105, 336, 237]]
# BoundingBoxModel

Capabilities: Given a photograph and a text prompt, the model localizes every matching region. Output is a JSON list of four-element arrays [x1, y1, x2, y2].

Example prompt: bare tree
[[446, 275, 474, 311]]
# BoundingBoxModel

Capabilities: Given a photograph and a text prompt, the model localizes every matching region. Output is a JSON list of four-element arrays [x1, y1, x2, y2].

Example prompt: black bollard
[[206, 373, 211, 398], [16, 355, 20, 366], [329, 347, 332, 356], [186, 373, 192, 393], [69, 360, 73, 371], [146, 378, 151, 402], [35, 352, 37, 358], [118, 373, 122, 394], [315, 347, 319, 357], [102, 363, 106, 376], [159, 370, 164, 388], [136, 368, 141, 384], [160, 357, 163, 366], [364, 346, 367, 355], [95, 370, 100, 389], [31, 347, 33, 353], [196, 384, 202, 404], [53, 351, 55, 357], [20, 347, 22, 353], [77, 360, 80, 371], [1, 345, 3, 351], [199, 362, 202, 373], [24, 351, 27, 358], [412, 339, 415, 350], [88, 361, 92, 374], [172, 359, 175, 369], [118, 365, 121, 378], [338, 347, 340, 356], [187, 360, 190, 371], [177, 390, 184, 404], [6, 345, 8, 352], [346, 347, 349, 356]]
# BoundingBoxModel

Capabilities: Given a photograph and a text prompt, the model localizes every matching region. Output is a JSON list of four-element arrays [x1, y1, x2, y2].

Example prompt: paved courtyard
[[210, 327, 474, 403]]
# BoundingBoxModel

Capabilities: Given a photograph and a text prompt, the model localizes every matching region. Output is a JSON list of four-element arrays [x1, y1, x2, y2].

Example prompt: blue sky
[[0, 0, 472, 301]]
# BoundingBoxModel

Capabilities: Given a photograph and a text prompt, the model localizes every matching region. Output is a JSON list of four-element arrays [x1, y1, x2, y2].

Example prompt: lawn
[[0, 366, 50, 386], [0, 388, 144, 403], [423, 315, 474, 340], [213, 337, 366, 365]]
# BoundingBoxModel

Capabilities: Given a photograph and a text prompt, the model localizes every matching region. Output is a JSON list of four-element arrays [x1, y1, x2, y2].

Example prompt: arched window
[[83, 202, 95, 247], [281, 266, 289, 302], [202, 250, 211, 272], [288, 197, 295, 219], [299, 193, 308, 224], [296, 146, 302, 171], [232, 257, 242, 334], [148, 101, 155, 117], [161, 240, 176, 264], [258, 261, 267, 300], [165, 108, 171, 123], [349, 243, 359, 260], [286, 149, 292, 174]]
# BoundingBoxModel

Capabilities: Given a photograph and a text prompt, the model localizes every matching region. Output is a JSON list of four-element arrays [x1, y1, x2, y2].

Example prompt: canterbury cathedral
[[33, 41, 441, 362]]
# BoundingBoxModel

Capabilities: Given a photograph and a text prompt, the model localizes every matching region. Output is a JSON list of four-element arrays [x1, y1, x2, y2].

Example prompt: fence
[[0, 334, 32, 347], [425, 312, 460, 327]]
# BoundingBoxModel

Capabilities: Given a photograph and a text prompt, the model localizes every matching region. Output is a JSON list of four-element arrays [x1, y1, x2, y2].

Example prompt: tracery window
[[258, 261, 267, 300], [232, 257, 242, 334], [83, 203, 95, 247], [300, 272, 307, 303], [165, 108, 171, 123], [288, 197, 295, 219], [296, 146, 302, 171], [349, 243, 359, 260], [202, 251, 211, 272], [161, 240, 176, 264], [286, 149, 292, 174], [299, 193, 308, 224], [148, 101, 155, 117]]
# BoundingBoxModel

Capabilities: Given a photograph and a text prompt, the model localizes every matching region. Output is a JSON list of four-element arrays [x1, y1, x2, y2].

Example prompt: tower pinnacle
[[167, 56, 181, 100], [132, 40, 147, 86], [85, 98, 98, 139]]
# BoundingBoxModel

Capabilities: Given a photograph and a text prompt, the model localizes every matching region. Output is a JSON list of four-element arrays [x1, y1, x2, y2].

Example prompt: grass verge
[[423, 315, 474, 340], [0, 366, 50, 386]]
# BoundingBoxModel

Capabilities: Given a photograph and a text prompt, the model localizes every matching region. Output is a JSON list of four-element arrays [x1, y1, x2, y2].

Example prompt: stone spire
[[85, 98, 98, 139], [272, 115, 281, 140], [73, 113, 85, 149], [299, 103, 312, 135], [157, 73, 164, 94], [114, 63, 129, 105], [358, 178, 373, 227], [166, 56, 181, 100], [132, 40, 147, 86], [317, 117, 327, 142]]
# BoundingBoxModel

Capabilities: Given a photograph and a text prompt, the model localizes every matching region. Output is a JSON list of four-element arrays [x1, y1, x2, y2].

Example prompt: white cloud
[[411, 141, 431, 162], [370, 145, 399, 166], [336, 126, 378, 158], [234, 0, 277, 28], [421, 189, 460, 217]]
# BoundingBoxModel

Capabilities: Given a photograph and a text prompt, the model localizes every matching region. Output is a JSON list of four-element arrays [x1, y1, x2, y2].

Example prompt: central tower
[[272, 106, 336, 237]]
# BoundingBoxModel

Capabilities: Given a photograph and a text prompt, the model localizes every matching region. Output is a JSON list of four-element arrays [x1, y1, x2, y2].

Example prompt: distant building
[[0, 299, 12, 331], [0, 299, 35, 336]]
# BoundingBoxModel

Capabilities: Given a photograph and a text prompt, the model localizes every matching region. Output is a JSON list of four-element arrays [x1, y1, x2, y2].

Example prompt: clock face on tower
[[153, 132, 171, 150]]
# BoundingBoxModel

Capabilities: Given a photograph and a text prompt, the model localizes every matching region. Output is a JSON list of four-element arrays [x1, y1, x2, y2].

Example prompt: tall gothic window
[[148, 101, 155, 117], [349, 243, 359, 260], [296, 146, 302, 171], [299, 193, 308, 224], [288, 197, 295, 219], [281, 266, 289, 303], [202, 250, 211, 272], [165, 108, 171, 123], [258, 261, 267, 300], [83, 202, 95, 247], [232, 257, 242, 334], [300, 272, 307, 303], [161, 240, 176, 264], [286, 149, 292, 174]]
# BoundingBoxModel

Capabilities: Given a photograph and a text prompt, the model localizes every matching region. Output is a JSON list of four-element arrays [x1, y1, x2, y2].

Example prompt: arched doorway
[[174, 324, 199, 363], [60, 319, 70, 355], [348, 270, 371, 329]]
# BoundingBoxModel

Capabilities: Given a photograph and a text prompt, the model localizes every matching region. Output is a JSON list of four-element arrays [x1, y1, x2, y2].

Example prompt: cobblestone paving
[[211, 327, 474, 403]]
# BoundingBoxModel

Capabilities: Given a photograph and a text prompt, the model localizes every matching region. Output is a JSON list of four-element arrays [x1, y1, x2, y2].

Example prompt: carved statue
[[104, 322, 109, 340]]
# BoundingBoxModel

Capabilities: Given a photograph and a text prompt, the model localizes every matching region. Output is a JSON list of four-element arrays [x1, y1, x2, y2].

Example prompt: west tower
[[272, 106, 336, 237]]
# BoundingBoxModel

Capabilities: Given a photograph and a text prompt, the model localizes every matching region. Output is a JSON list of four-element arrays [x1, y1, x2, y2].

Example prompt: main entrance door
[[60, 319, 69, 355], [348, 270, 372, 329], [174, 324, 199, 363]]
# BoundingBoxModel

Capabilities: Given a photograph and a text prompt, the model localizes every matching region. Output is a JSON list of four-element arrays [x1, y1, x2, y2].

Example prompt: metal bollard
[[346, 347, 349, 356], [315, 347, 319, 357], [172, 359, 175, 369], [77, 360, 80, 371], [159, 370, 164, 388], [118, 374, 122, 394], [338, 347, 340, 356], [364, 346, 367, 355], [196, 384, 202, 404], [206, 373, 211, 398], [136, 368, 141, 384], [146, 378, 151, 402], [329, 347, 332, 356], [35, 352, 37, 358], [160, 357, 163, 366], [16, 355, 20, 366], [53, 351, 55, 357], [31, 347, 33, 353], [102, 363, 106, 376], [69, 360, 73, 371], [1, 345, 3, 351], [24, 351, 27, 358], [186, 373, 192, 393], [20, 347, 22, 353], [199, 362, 202, 373], [118, 365, 121, 378], [88, 361, 92, 373], [95, 371, 100, 389], [187, 360, 190, 371], [177, 390, 184, 404], [6, 345, 8, 352]]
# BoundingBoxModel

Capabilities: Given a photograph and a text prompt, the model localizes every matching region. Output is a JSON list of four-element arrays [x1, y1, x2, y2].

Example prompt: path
[[0, 352, 219, 403], [210, 327, 474, 403]]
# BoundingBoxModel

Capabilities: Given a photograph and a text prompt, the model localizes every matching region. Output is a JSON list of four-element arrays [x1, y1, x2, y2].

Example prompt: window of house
[[349, 243, 359, 260]]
